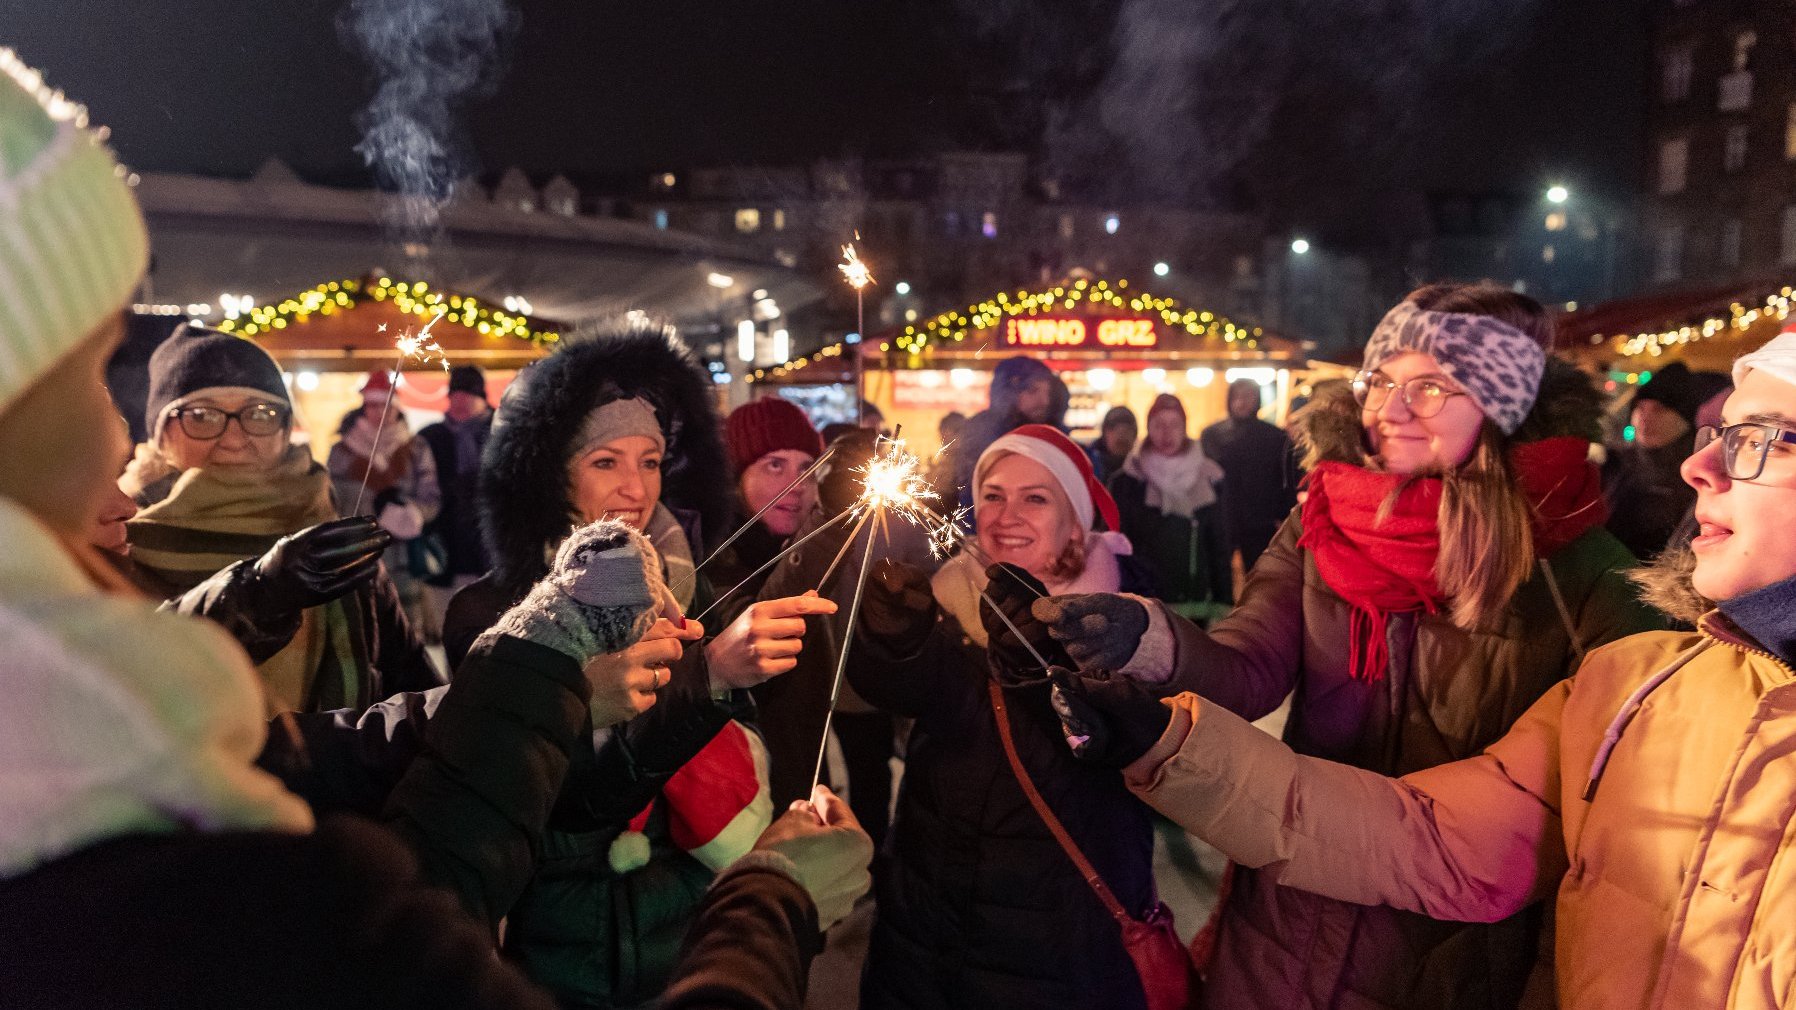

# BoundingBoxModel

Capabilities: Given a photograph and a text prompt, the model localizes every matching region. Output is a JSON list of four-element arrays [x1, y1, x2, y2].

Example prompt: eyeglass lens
[[177, 404, 286, 439]]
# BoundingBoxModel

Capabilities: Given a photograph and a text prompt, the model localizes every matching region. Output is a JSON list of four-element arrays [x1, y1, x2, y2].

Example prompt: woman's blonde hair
[[1397, 282, 1553, 629]]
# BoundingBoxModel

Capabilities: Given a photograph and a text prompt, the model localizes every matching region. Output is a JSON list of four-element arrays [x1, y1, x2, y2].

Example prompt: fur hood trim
[[479, 329, 728, 595], [1629, 539, 1710, 626]]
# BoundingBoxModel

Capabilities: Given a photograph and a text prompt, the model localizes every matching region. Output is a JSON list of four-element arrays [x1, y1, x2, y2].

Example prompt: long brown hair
[[1401, 282, 1552, 629]]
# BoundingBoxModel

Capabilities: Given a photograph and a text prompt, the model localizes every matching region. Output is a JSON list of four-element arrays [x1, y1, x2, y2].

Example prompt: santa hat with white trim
[[975, 423, 1122, 532], [0, 49, 148, 417]]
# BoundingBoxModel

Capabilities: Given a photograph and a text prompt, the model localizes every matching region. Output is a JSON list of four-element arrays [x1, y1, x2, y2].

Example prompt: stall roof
[[134, 169, 821, 334], [1559, 277, 1794, 372]]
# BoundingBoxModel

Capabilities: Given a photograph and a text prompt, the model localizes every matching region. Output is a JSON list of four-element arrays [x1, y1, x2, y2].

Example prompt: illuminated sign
[[1003, 317, 1157, 349]]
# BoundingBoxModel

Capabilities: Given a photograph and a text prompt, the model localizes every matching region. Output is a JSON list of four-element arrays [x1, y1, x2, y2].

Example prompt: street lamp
[[1153, 261, 1170, 277], [1546, 185, 1569, 205], [1290, 238, 1311, 255], [894, 281, 912, 296]]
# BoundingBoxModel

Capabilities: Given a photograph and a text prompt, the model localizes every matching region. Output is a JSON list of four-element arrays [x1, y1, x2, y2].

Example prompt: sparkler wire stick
[[810, 505, 883, 793], [349, 353, 405, 518], [687, 507, 859, 626], [672, 445, 837, 599], [813, 508, 875, 594]]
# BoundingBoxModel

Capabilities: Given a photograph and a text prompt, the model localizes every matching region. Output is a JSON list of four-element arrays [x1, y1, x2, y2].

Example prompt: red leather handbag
[[989, 682, 1199, 1010]]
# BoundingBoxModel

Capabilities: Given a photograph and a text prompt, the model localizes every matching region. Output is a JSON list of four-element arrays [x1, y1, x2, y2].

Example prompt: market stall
[[748, 277, 1309, 453]]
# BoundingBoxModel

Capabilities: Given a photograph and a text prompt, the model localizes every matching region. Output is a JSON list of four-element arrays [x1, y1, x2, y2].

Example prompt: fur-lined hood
[[1629, 537, 1709, 626], [1291, 357, 1606, 469], [479, 329, 728, 595]]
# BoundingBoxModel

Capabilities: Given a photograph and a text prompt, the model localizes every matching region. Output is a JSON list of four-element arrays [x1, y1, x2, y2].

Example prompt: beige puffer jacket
[[1127, 611, 1796, 1010]]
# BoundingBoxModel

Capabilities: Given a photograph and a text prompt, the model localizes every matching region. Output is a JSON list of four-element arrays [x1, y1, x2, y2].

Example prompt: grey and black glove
[[1033, 592, 1150, 674], [479, 520, 665, 664]]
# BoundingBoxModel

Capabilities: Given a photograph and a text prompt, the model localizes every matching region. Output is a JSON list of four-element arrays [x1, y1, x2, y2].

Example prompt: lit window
[[1782, 206, 1796, 266], [1661, 45, 1693, 102], [1545, 211, 1567, 232], [653, 209, 669, 230], [982, 211, 999, 239], [1059, 213, 1076, 239], [1784, 103, 1796, 160], [1655, 224, 1684, 282], [735, 208, 762, 233], [1658, 138, 1688, 195], [1721, 218, 1743, 268], [772, 209, 787, 231], [1104, 214, 1121, 235], [1725, 124, 1749, 172], [1542, 244, 1556, 264]]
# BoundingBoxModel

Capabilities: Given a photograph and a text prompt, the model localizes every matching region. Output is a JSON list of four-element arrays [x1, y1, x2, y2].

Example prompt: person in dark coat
[[416, 364, 494, 641], [1603, 360, 1732, 560], [1200, 378, 1300, 572], [1108, 392, 1231, 609], [852, 425, 1157, 1010], [943, 355, 1061, 510], [120, 324, 442, 713], [441, 330, 834, 1008]]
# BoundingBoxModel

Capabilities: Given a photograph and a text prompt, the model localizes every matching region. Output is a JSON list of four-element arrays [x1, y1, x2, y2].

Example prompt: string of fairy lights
[[215, 277, 560, 346], [1601, 286, 1793, 360], [748, 277, 1264, 384]]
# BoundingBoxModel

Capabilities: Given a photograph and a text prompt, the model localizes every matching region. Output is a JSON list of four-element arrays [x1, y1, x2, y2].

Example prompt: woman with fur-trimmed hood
[[442, 329, 834, 1008], [1037, 283, 1667, 1010]]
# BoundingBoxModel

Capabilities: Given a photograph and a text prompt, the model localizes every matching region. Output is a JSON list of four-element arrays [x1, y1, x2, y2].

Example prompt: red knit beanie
[[725, 397, 824, 474]]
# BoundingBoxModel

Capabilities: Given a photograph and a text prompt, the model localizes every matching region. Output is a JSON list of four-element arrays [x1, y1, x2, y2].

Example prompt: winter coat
[[1127, 606, 1796, 1010], [451, 330, 757, 1008], [329, 410, 443, 580], [0, 495, 558, 1009], [1109, 442, 1231, 605], [657, 862, 824, 1010], [417, 410, 494, 581], [1199, 415, 1301, 561], [1156, 365, 1667, 1010], [851, 549, 1155, 1010]]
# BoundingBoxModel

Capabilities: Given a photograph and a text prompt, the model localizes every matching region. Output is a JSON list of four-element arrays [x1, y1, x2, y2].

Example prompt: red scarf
[[1299, 436, 1607, 683]]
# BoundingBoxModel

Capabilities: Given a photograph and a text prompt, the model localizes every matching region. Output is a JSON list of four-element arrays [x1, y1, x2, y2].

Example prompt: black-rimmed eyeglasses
[[1693, 422, 1796, 481], [167, 403, 289, 440], [1351, 371, 1468, 419]]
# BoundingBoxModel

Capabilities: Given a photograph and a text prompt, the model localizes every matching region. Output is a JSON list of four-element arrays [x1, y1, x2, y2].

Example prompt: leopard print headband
[[1361, 300, 1545, 435]]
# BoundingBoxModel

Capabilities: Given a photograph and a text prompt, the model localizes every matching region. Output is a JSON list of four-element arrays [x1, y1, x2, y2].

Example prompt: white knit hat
[[1733, 324, 1796, 390], [0, 49, 148, 415]]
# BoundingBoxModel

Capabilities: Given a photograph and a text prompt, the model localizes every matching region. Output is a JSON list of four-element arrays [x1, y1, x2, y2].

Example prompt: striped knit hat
[[0, 49, 148, 416]]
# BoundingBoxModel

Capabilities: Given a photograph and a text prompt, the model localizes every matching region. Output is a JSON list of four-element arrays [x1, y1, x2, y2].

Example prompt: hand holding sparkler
[[704, 592, 838, 691]]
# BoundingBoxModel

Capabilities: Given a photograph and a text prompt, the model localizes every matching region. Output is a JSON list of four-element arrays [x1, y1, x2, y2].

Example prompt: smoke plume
[[339, 0, 518, 245]]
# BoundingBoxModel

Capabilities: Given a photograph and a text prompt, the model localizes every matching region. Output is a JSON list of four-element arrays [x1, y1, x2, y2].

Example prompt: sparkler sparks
[[838, 243, 874, 291], [350, 309, 452, 515]]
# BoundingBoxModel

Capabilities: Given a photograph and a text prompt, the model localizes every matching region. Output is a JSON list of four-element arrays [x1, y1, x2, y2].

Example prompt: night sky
[[1, 0, 1646, 242]]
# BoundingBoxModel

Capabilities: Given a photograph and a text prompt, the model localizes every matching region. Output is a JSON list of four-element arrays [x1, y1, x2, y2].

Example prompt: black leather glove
[[860, 558, 937, 652], [1048, 669, 1173, 766], [817, 428, 881, 516], [1033, 592, 1150, 674], [248, 517, 392, 612], [980, 563, 1070, 682]]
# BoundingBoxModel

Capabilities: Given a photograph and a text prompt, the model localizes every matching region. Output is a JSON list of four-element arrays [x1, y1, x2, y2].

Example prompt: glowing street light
[[1290, 238, 1311, 255], [1153, 261, 1170, 277], [1546, 185, 1570, 204], [895, 280, 912, 296]]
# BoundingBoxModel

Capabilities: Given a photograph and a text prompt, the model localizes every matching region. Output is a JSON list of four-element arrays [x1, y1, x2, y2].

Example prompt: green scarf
[[124, 445, 361, 713]]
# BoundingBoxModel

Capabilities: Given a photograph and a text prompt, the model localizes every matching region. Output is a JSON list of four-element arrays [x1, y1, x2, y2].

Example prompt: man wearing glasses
[[1058, 327, 1796, 1008]]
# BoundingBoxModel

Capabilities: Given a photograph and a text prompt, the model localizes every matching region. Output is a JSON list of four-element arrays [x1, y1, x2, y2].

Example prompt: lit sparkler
[[350, 309, 450, 516], [839, 241, 873, 424]]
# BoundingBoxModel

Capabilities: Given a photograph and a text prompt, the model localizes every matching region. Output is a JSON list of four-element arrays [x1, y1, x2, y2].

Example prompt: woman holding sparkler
[[849, 423, 1159, 1010], [122, 324, 442, 714], [441, 329, 836, 1008], [1037, 284, 1667, 1010]]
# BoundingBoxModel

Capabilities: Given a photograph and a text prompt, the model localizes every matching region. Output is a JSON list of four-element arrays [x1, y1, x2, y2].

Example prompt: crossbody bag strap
[[988, 680, 1130, 923]]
